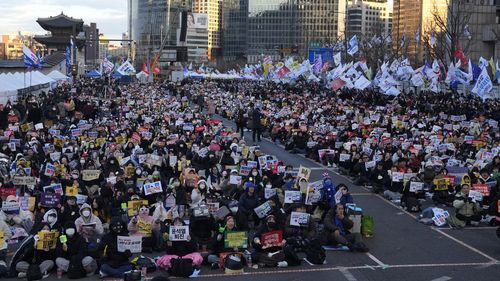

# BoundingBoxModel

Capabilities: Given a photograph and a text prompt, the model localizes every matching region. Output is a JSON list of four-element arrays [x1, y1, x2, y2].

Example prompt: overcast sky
[[0, 0, 127, 39]]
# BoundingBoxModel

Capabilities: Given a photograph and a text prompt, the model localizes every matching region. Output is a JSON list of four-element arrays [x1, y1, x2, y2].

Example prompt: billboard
[[187, 13, 208, 30]]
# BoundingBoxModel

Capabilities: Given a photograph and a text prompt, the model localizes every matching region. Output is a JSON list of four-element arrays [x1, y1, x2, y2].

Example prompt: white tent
[[47, 70, 70, 82], [136, 71, 149, 83], [0, 74, 20, 104]]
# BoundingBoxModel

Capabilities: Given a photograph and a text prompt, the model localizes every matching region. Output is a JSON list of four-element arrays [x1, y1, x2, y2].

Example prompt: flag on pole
[[464, 24, 471, 39], [453, 44, 467, 66], [333, 52, 341, 66], [472, 66, 492, 99], [400, 33, 406, 48], [496, 60, 500, 82], [415, 28, 420, 43], [103, 58, 114, 73], [142, 62, 150, 74], [36, 50, 44, 69], [347, 35, 359, 56], [65, 45, 71, 73], [313, 55, 323, 74], [23, 45, 39, 68]]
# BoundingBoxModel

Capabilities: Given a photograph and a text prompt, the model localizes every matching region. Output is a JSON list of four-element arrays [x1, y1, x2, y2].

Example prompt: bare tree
[[423, 0, 471, 68]]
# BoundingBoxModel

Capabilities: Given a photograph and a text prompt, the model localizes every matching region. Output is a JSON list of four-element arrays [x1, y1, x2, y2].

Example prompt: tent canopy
[[47, 70, 70, 81], [86, 70, 102, 77]]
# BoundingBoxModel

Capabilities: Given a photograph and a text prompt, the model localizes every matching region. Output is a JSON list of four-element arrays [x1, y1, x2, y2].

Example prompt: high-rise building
[[392, 0, 448, 60], [129, 0, 192, 67], [192, 0, 222, 60], [1, 33, 45, 59], [83, 23, 99, 66], [224, 0, 347, 63], [347, 0, 392, 38]]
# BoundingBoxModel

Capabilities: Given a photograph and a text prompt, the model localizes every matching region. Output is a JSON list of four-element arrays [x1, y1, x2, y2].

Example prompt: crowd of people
[[0, 76, 497, 280]]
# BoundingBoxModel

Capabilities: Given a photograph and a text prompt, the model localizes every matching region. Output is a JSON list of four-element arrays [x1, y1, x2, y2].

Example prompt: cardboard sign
[[290, 212, 310, 226], [82, 170, 100, 181], [44, 163, 56, 177], [143, 181, 163, 196], [36, 230, 59, 250], [298, 166, 311, 180], [224, 231, 248, 248], [117, 235, 142, 253], [284, 190, 302, 203], [254, 201, 272, 219], [409, 182, 424, 192], [472, 184, 490, 197], [169, 226, 190, 241], [40, 193, 61, 207], [264, 188, 277, 199], [261, 230, 283, 248]]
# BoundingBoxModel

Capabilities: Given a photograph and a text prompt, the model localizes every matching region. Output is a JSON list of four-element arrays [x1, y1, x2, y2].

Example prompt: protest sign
[[40, 193, 61, 207], [2, 201, 20, 214], [169, 155, 177, 168], [258, 156, 267, 168], [127, 200, 149, 216], [19, 196, 36, 211], [260, 230, 283, 248], [284, 190, 302, 203], [290, 212, 310, 226], [164, 194, 176, 209], [224, 231, 248, 248], [254, 201, 272, 219], [339, 153, 351, 162], [229, 175, 242, 185], [65, 186, 78, 196], [433, 178, 449, 191], [169, 226, 190, 241], [0, 188, 16, 197], [365, 160, 376, 170], [206, 202, 220, 214], [409, 182, 424, 192], [117, 235, 142, 253], [146, 154, 162, 167], [82, 170, 100, 181], [305, 181, 322, 205], [298, 166, 311, 180], [49, 152, 61, 162], [143, 181, 162, 195], [472, 184, 490, 197], [44, 163, 56, 177], [43, 183, 63, 195], [76, 195, 88, 205], [468, 190, 483, 201], [239, 166, 251, 176], [432, 209, 450, 227], [392, 172, 404, 182], [36, 230, 59, 250], [247, 161, 258, 168], [334, 189, 343, 204], [264, 188, 277, 199]]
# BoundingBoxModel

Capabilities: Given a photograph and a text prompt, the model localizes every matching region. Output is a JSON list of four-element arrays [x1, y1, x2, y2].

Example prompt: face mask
[[199, 184, 206, 190], [47, 216, 56, 224], [66, 228, 75, 237], [252, 172, 258, 176], [173, 182, 180, 187], [82, 210, 91, 217], [72, 174, 79, 179], [80, 160, 85, 165], [266, 184, 272, 188]]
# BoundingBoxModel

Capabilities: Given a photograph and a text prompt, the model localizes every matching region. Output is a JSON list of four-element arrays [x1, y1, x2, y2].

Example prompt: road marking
[[430, 276, 452, 281], [366, 253, 387, 267], [339, 268, 358, 281], [439, 226, 498, 230]]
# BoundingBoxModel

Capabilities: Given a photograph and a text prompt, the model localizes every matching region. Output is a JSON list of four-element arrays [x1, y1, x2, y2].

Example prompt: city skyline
[[0, 0, 127, 40]]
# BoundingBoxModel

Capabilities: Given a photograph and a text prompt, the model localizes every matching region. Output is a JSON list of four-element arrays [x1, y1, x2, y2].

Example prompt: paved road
[[12, 116, 500, 281]]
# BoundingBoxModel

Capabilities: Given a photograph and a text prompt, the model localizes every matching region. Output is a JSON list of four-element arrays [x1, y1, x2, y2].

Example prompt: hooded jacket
[[74, 203, 104, 238], [99, 217, 132, 268], [42, 209, 61, 231], [56, 221, 88, 260]]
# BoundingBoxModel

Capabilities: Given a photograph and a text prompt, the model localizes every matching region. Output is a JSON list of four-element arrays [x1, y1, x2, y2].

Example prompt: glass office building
[[222, 0, 248, 61]]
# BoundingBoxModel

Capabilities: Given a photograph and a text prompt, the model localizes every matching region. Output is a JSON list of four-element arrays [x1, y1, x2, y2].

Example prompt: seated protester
[[74, 203, 104, 241], [267, 196, 286, 228], [156, 217, 203, 270], [16, 223, 56, 279], [432, 168, 455, 206], [323, 203, 369, 252], [55, 221, 97, 278], [189, 204, 216, 252], [401, 176, 425, 212], [284, 204, 317, 252], [207, 216, 244, 269], [336, 184, 354, 206], [128, 205, 160, 253], [370, 163, 390, 193], [352, 154, 371, 186], [237, 182, 260, 230], [0, 195, 34, 235], [453, 184, 482, 226], [60, 196, 80, 227], [383, 168, 403, 201], [251, 215, 288, 268], [98, 217, 133, 278]]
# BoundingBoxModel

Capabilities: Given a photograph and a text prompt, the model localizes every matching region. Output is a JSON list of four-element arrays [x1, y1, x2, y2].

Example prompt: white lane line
[[366, 252, 387, 267], [430, 276, 452, 281], [439, 226, 498, 230], [339, 268, 359, 281]]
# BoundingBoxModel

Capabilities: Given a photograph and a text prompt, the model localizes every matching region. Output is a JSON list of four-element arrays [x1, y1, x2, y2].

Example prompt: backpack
[[67, 256, 86, 279], [26, 264, 42, 281], [361, 215, 375, 237], [223, 253, 244, 271], [134, 257, 157, 273], [169, 258, 194, 278], [305, 244, 326, 265]]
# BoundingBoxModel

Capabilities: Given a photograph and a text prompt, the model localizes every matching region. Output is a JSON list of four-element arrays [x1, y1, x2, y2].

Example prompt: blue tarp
[[86, 70, 102, 77], [111, 72, 123, 78]]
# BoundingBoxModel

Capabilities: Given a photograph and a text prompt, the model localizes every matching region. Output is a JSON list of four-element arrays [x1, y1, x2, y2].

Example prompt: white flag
[[347, 35, 359, 56], [472, 67, 493, 99], [117, 61, 136, 75], [333, 53, 341, 66]]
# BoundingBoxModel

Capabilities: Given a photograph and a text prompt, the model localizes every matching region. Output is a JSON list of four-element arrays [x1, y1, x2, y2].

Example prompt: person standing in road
[[252, 104, 262, 143]]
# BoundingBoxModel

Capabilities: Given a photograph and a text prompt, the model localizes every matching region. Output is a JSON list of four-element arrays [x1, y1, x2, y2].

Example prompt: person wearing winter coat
[[15, 223, 56, 279], [453, 184, 482, 226], [75, 203, 104, 241], [127, 205, 160, 252], [207, 216, 245, 268], [59, 196, 80, 226], [284, 204, 317, 252], [55, 221, 97, 277], [251, 215, 288, 268], [98, 217, 133, 278], [0, 195, 34, 235], [323, 204, 368, 252], [237, 182, 260, 230]]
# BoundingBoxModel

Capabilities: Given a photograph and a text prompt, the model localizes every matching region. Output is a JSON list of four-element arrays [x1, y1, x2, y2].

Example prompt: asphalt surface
[[9, 116, 500, 281]]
